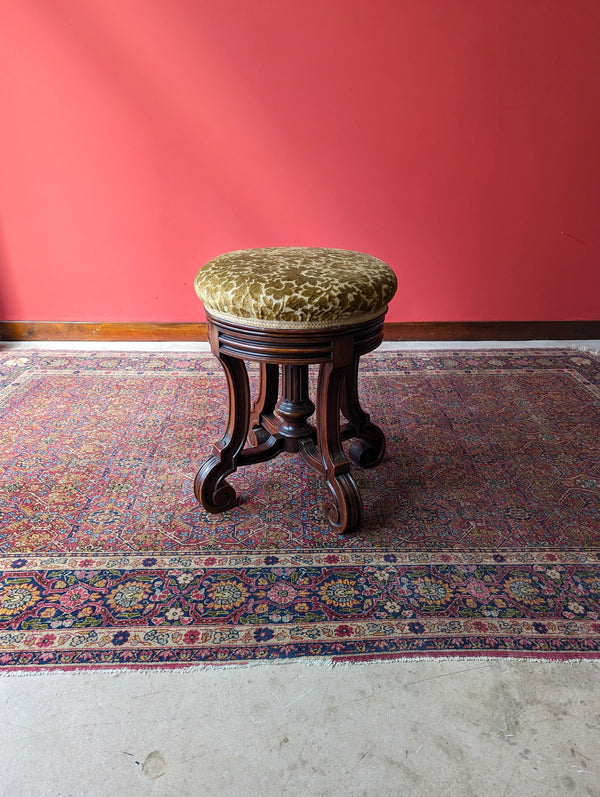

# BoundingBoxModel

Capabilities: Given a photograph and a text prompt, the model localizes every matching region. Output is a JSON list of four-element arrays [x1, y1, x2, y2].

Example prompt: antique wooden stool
[[193, 247, 397, 534]]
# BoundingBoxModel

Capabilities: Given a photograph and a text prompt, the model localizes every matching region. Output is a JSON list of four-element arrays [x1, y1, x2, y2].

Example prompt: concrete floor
[[1, 340, 599, 796], [1, 660, 600, 796]]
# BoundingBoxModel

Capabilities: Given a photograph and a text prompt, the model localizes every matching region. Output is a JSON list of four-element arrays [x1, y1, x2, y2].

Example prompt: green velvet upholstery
[[194, 247, 397, 329]]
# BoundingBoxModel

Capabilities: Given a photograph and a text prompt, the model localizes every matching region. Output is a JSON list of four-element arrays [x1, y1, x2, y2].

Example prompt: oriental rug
[[0, 348, 599, 670]]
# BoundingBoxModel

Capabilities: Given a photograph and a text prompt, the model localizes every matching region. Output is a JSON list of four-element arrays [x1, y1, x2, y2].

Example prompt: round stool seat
[[194, 247, 397, 329]]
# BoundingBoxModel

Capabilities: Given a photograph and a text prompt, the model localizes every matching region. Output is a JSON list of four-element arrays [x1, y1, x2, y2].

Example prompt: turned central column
[[276, 364, 316, 451]]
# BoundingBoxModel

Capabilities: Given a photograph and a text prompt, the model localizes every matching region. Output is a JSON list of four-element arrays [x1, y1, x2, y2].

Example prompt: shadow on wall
[[0, 219, 23, 344]]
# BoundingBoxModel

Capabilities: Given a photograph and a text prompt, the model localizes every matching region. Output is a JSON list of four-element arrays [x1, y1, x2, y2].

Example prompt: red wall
[[1, 0, 599, 323]]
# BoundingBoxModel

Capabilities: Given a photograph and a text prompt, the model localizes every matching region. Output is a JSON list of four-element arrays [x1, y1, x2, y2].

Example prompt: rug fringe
[[1, 655, 598, 677], [575, 343, 600, 355], [0, 657, 337, 677]]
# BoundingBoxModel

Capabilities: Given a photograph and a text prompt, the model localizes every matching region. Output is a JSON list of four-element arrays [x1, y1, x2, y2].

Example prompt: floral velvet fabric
[[194, 247, 397, 329]]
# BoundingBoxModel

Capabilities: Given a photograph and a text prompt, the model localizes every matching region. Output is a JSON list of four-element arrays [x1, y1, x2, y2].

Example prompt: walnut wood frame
[[194, 312, 388, 534]]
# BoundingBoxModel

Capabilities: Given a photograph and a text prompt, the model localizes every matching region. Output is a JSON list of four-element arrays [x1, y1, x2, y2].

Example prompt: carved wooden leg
[[248, 362, 279, 445], [341, 357, 386, 468], [194, 353, 251, 513], [277, 365, 315, 451], [308, 360, 362, 534]]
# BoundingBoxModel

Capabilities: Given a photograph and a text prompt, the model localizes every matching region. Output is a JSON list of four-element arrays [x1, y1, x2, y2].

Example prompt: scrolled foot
[[194, 455, 238, 513], [324, 472, 363, 534], [247, 424, 271, 446], [348, 424, 386, 469]]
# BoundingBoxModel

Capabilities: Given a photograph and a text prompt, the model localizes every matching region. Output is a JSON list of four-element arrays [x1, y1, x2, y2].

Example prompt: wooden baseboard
[[0, 322, 208, 341], [383, 321, 600, 341], [1, 320, 599, 342]]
